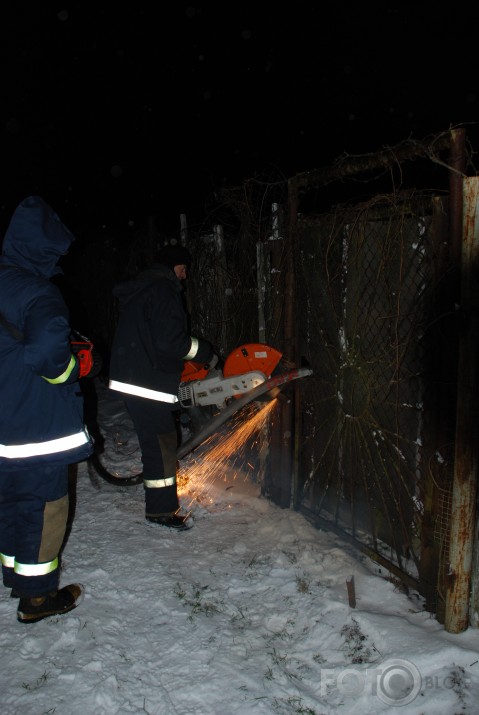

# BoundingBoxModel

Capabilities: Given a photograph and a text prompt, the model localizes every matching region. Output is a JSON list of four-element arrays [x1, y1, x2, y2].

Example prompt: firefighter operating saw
[[89, 342, 313, 486]]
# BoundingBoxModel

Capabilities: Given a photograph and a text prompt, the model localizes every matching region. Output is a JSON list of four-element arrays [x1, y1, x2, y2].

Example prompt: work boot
[[17, 584, 84, 624], [146, 509, 193, 530]]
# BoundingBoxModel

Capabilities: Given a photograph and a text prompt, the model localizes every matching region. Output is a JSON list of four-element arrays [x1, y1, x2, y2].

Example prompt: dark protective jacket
[[108, 263, 214, 403], [0, 196, 93, 466]]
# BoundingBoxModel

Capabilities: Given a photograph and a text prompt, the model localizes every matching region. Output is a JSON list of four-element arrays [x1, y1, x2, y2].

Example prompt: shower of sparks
[[178, 399, 277, 507]]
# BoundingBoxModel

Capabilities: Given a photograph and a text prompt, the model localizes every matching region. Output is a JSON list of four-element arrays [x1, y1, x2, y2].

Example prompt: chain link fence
[[294, 193, 454, 612], [68, 130, 476, 619]]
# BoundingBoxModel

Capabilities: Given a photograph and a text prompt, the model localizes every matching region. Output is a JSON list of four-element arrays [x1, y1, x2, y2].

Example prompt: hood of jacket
[[0, 195, 75, 278], [112, 263, 181, 306]]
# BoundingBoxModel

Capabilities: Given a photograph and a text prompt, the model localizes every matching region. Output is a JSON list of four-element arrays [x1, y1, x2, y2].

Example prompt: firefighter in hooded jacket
[[0, 196, 94, 624], [108, 243, 216, 530]]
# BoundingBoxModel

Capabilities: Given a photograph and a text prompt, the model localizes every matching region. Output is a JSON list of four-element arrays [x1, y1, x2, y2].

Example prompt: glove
[[71, 339, 103, 378]]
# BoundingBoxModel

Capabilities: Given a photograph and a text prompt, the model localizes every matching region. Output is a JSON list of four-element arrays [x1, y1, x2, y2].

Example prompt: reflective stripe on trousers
[[1, 553, 59, 576], [0, 553, 14, 568], [143, 476, 176, 489], [15, 557, 59, 576]]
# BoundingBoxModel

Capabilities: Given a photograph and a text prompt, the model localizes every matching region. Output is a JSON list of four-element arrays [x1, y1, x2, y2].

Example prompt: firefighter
[[0, 196, 94, 623], [108, 243, 216, 530]]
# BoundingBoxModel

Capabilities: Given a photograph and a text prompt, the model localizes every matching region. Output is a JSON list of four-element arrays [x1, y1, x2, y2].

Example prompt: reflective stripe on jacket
[[0, 429, 90, 459], [108, 379, 178, 404]]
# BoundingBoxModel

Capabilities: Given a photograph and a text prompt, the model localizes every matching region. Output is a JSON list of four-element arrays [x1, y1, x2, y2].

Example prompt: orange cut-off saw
[[177, 342, 313, 459]]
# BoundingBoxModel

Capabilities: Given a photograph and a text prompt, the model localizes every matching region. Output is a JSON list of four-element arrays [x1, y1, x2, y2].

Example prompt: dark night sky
[[1, 3, 479, 236]]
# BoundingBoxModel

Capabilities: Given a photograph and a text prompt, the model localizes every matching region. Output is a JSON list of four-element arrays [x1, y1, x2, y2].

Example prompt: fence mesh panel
[[294, 193, 454, 596]]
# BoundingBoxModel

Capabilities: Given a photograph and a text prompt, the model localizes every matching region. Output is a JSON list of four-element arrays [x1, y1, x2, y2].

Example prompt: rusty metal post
[[444, 176, 479, 633]]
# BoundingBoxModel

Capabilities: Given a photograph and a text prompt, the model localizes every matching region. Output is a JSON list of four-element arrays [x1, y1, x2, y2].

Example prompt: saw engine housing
[[178, 343, 283, 410]]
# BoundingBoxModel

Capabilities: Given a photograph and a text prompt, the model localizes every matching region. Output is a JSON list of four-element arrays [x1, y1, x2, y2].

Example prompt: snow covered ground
[[1, 379, 479, 715]]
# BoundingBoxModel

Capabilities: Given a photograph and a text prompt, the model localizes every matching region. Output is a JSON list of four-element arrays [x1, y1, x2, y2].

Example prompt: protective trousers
[[0, 463, 69, 597], [125, 397, 180, 517]]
